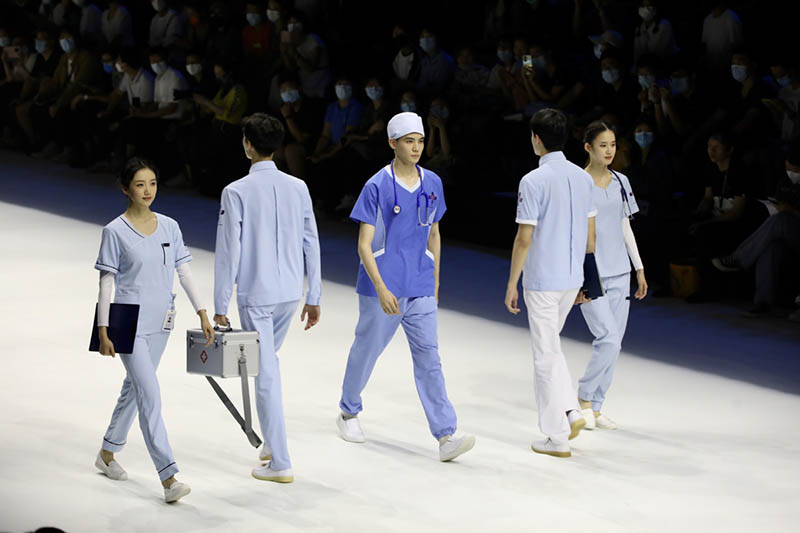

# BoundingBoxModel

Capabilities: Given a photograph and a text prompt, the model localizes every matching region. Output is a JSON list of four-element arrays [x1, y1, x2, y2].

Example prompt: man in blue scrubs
[[336, 112, 475, 462], [505, 108, 597, 458], [214, 113, 322, 483]]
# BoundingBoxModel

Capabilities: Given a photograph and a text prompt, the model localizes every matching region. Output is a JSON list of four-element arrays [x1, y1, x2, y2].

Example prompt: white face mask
[[335, 84, 353, 101], [151, 0, 165, 12], [593, 43, 604, 59], [287, 22, 302, 33], [186, 63, 202, 76], [266, 9, 280, 22], [151, 61, 167, 75], [638, 74, 655, 90], [731, 64, 748, 83], [246, 13, 261, 26], [115, 62, 124, 73], [602, 68, 620, 85], [393, 51, 414, 80], [638, 6, 656, 21], [787, 170, 800, 184]]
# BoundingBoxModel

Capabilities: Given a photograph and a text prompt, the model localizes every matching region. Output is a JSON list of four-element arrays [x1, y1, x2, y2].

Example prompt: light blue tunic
[[592, 171, 639, 278], [515, 151, 596, 291]]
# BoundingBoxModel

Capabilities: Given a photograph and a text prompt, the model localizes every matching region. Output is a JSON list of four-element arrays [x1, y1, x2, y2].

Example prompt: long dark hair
[[119, 157, 159, 191]]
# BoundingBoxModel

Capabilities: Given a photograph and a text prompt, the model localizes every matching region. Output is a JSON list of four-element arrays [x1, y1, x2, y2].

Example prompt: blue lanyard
[[390, 160, 431, 226], [609, 169, 632, 218]]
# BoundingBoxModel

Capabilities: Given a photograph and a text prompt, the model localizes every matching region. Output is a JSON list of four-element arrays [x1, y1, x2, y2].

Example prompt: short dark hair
[[120, 157, 159, 190], [118, 47, 141, 68], [709, 131, 734, 150], [147, 47, 166, 60], [242, 113, 284, 156], [530, 108, 568, 151]]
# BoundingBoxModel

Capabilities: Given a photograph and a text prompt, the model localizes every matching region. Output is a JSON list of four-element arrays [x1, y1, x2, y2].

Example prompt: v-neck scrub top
[[95, 213, 192, 336], [350, 164, 446, 298], [592, 171, 639, 278]]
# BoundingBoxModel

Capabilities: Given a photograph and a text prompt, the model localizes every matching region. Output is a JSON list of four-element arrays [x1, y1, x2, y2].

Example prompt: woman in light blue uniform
[[578, 121, 648, 430], [94, 158, 213, 503]]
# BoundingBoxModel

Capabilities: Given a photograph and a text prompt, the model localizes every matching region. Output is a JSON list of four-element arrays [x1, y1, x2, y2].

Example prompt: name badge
[[162, 308, 176, 332]]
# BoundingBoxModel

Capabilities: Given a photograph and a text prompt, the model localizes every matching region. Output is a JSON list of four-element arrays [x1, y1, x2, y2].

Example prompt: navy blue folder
[[89, 303, 140, 354], [582, 253, 605, 300]]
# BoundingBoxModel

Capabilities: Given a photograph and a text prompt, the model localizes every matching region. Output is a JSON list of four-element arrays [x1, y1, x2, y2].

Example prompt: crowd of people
[[1, 0, 798, 318]]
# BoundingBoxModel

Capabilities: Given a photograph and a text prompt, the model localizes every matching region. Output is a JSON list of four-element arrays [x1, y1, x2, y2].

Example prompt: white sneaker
[[531, 438, 571, 458], [95, 452, 128, 481], [438, 433, 476, 462], [581, 408, 596, 430], [336, 413, 365, 443], [259, 444, 272, 462], [594, 413, 617, 430], [164, 481, 191, 503], [252, 462, 294, 483], [567, 410, 586, 440]]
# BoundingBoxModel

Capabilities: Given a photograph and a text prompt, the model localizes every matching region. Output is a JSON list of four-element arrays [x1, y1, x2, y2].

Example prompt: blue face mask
[[634, 131, 654, 148], [670, 76, 689, 95], [497, 49, 513, 64], [602, 68, 620, 84], [246, 13, 261, 26], [103, 62, 114, 74], [731, 64, 748, 83], [419, 36, 436, 53], [59, 37, 75, 53], [365, 86, 384, 101], [0, 37, 10, 48], [280, 89, 300, 103], [430, 104, 449, 120], [151, 61, 167, 75], [777, 75, 792, 88], [638, 74, 655, 89], [34, 39, 47, 54], [400, 101, 416, 113], [335, 84, 352, 101]]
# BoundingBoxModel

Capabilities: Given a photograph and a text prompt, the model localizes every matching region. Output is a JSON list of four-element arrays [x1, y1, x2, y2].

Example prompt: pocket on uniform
[[427, 206, 437, 225]]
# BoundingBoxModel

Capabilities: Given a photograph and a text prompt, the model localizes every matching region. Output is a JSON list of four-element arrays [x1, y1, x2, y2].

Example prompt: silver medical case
[[186, 329, 259, 377]]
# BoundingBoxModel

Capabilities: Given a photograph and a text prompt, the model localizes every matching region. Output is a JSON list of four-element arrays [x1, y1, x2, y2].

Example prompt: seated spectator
[[424, 96, 454, 181], [763, 59, 800, 145], [580, 50, 638, 130], [342, 76, 390, 166], [633, 0, 678, 64], [148, 0, 182, 50], [242, 1, 271, 64], [273, 77, 321, 181], [50, 0, 80, 30], [311, 74, 363, 164], [1, 34, 36, 87], [184, 50, 216, 98], [101, 1, 134, 47], [181, 2, 210, 53], [657, 60, 709, 144], [520, 43, 567, 115], [75, 0, 102, 50], [589, 30, 624, 63], [634, 54, 663, 124], [488, 37, 526, 113], [449, 45, 491, 109], [389, 33, 421, 96], [701, 2, 743, 73], [399, 90, 418, 114], [279, 10, 329, 99], [415, 28, 454, 99]]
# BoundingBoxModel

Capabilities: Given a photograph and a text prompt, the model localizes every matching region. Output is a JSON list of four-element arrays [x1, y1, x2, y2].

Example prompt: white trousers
[[524, 288, 580, 444]]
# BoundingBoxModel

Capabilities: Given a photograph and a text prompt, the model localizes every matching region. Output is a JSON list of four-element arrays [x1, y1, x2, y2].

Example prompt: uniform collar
[[250, 160, 277, 172], [539, 151, 566, 166]]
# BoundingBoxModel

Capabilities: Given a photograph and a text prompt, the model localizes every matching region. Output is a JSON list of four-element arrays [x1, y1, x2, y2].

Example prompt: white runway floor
[[1, 200, 799, 533]]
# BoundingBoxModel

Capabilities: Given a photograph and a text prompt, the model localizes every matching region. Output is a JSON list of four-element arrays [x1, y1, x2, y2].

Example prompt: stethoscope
[[390, 159, 431, 227], [609, 169, 633, 219]]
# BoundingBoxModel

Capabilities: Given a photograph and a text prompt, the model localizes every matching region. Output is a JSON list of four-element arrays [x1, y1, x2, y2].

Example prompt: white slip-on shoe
[[259, 444, 272, 462], [438, 434, 476, 462], [95, 452, 128, 481], [594, 413, 617, 430], [581, 408, 596, 430], [164, 481, 191, 503], [252, 462, 294, 483], [531, 438, 571, 458], [336, 413, 366, 443], [567, 410, 586, 440]]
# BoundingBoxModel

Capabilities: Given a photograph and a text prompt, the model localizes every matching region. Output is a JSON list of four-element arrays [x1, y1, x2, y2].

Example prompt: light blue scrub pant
[[239, 300, 298, 471], [578, 272, 631, 412], [102, 332, 179, 482], [340, 295, 457, 440]]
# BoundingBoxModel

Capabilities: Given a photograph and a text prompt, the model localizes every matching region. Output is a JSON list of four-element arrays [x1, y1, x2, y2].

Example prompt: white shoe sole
[[165, 485, 191, 503], [531, 445, 571, 458], [440, 435, 476, 462], [336, 415, 365, 443], [252, 471, 294, 483]]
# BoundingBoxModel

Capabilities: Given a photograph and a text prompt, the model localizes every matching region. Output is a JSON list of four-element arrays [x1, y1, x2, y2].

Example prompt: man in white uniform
[[505, 108, 597, 458]]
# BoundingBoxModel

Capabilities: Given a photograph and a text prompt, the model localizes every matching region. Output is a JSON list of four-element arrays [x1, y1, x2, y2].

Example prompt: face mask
[[266, 9, 280, 22], [35, 39, 48, 54], [186, 63, 202, 76], [593, 43, 605, 59], [532, 55, 547, 69], [497, 49, 513, 64], [0, 37, 10, 48], [151, 0, 164, 12], [419, 36, 436, 53], [638, 74, 655, 90], [634, 131, 654, 148], [103, 62, 114, 74], [365, 86, 384, 101], [638, 6, 656, 21], [777, 75, 792, 88], [72, 0, 84, 6], [246, 13, 261, 26], [59, 38, 75, 53], [671, 76, 688, 95], [335, 84, 352, 101], [602, 68, 620, 85], [400, 101, 416, 113], [430, 104, 449, 120], [287, 22, 302, 33], [731, 64, 748, 83], [280, 89, 300, 103], [393, 51, 414, 80], [787, 170, 800, 184], [115, 62, 124, 73], [151, 61, 167, 75]]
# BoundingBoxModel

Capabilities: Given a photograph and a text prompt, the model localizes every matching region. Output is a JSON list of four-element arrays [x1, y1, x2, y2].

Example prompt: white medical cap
[[387, 112, 425, 139]]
